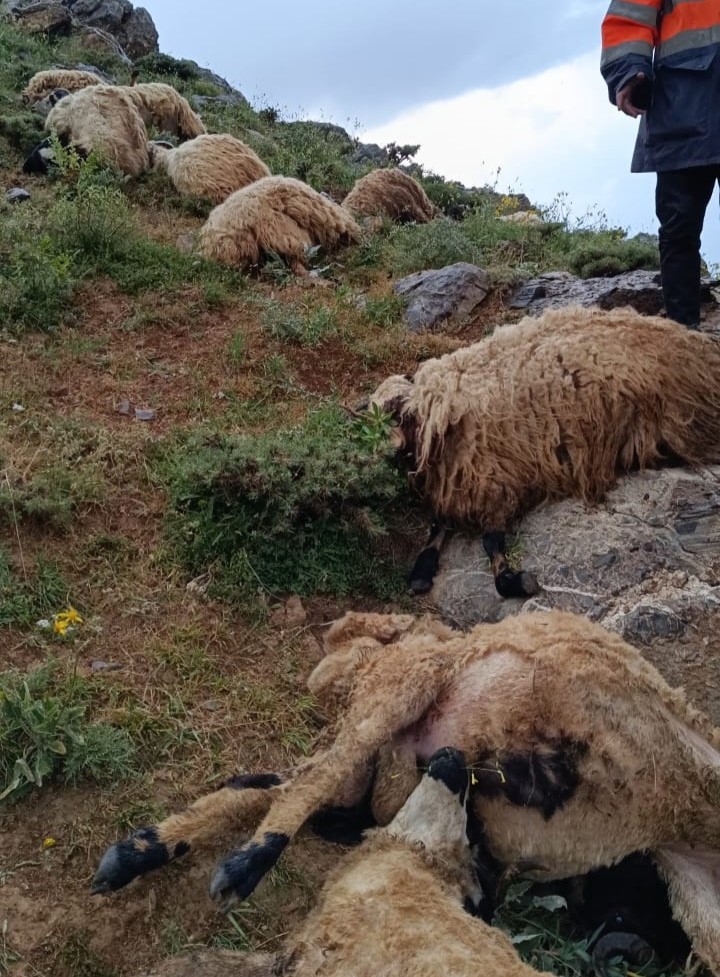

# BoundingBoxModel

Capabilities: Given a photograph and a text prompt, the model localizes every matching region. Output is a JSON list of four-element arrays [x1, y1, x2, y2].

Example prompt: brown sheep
[[30, 85, 150, 177], [367, 305, 720, 597], [139, 749, 549, 977], [342, 168, 438, 224], [21, 68, 105, 105], [198, 175, 361, 274], [149, 134, 271, 204], [123, 82, 206, 141], [94, 610, 720, 974]]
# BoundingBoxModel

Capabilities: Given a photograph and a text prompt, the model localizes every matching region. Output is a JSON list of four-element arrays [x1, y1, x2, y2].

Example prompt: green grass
[[160, 404, 414, 603], [260, 297, 341, 346], [0, 548, 70, 629]]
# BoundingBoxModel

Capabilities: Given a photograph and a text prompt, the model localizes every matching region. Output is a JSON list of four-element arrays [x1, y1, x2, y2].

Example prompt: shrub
[[161, 405, 414, 602], [0, 549, 69, 629], [362, 293, 406, 327], [260, 299, 340, 346], [0, 663, 136, 802], [383, 218, 481, 276]]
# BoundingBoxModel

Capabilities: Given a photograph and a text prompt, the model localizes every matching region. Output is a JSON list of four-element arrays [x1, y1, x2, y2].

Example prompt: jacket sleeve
[[601, 0, 662, 105]]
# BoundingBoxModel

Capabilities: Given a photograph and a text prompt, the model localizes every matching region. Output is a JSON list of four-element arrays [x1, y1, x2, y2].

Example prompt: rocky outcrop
[[394, 262, 491, 332], [510, 269, 720, 318], [431, 466, 720, 647], [10, 0, 158, 57]]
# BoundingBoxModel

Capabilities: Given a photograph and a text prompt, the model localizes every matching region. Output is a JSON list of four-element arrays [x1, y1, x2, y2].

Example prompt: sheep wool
[[22, 68, 104, 104], [151, 134, 271, 204], [199, 175, 361, 272], [372, 305, 720, 527], [123, 83, 206, 140], [45, 85, 150, 177], [343, 167, 437, 223]]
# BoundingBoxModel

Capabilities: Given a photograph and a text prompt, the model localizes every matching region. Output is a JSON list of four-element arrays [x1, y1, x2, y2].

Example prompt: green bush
[[384, 218, 481, 276], [0, 549, 69, 629], [161, 405, 414, 602], [0, 663, 136, 802]]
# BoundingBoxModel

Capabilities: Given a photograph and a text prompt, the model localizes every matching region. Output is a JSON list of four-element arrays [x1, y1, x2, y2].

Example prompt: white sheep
[[150, 134, 270, 204]]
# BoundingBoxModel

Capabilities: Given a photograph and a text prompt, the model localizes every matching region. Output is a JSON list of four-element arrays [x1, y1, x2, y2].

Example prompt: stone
[[509, 268, 720, 317], [498, 210, 545, 226], [69, 0, 129, 32], [6, 188, 31, 203], [431, 466, 720, 640], [351, 142, 390, 167], [75, 26, 132, 64], [394, 262, 491, 333], [116, 5, 157, 57], [13, 0, 71, 35]]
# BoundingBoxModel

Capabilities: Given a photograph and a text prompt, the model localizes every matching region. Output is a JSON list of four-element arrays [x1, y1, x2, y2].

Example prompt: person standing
[[601, 0, 720, 329]]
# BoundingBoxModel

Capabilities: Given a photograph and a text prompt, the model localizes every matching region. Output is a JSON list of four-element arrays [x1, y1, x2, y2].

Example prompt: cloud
[[144, 0, 608, 126]]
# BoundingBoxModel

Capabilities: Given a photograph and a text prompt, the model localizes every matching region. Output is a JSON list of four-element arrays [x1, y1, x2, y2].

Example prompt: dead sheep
[[23, 85, 150, 177], [94, 609, 720, 974], [123, 82, 206, 141], [139, 749, 549, 977], [21, 68, 105, 105], [149, 134, 271, 204], [342, 168, 438, 224], [198, 175, 361, 274], [367, 305, 720, 597]]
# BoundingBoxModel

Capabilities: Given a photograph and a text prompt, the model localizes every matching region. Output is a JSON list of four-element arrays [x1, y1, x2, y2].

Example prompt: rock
[[116, 5, 157, 57], [394, 262, 491, 332], [509, 269, 720, 317], [68, 0, 130, 32], [351, 142, 390, 166], [280, 120, 354, 152], [499, 210, 545, 226], [431, 466, 720, 639], [13, 0, 71, 35], [91, 660, 124, 672], [192, 93, 249, 111], [134, 406, 156, 422], [6, 188, 31, 203], [75, 25, 132, 63], [270, 596, 308, 629]]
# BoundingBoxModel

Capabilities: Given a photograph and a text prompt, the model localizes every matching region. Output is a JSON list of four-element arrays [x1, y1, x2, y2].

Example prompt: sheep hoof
[[408, 547, 440, 595], [494, 569, 540, 599], [209, 833, 289, 910], [92, 827, 182, 893], [591, 932, 655, 977]]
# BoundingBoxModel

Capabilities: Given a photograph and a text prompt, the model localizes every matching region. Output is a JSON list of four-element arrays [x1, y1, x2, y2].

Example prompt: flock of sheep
[[21, 68, 438, 274], [16, 67, 720, 977]]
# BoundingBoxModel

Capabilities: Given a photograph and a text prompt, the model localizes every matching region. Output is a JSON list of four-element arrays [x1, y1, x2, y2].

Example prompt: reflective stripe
[[607, 0, 660, 26], [601, 38, 655, 65], [657, 22, 720, 57]]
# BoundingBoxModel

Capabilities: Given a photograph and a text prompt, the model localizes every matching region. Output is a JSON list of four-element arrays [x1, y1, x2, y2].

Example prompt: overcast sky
[[145, 0, 720, 265]]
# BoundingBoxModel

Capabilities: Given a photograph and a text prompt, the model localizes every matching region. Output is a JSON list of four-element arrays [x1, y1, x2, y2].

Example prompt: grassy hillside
[[0, 18, 681, 977]]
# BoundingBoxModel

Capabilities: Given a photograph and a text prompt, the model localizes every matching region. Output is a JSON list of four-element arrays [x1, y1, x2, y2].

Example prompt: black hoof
[[209, 833, 289, 910], [223, 772, 283, 791], [427, 747, 468, 797], [408, 547, 439, 595], [494, 569, 540, 599], [591, 932, 655, 977], [92, 827, 186, 894]]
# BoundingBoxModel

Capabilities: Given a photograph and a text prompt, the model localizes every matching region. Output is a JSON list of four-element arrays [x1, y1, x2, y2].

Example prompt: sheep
[[123, 82, 206, 141], [138, 749, 546, 977], [342, 168, 438, 224], [93, 609, 720, 973], [21, 68, 104, 105], [23, 85, 150, 177], [366, 305, 720, 597], [198, 175, 361, 274], [149, 134, 271, 204]]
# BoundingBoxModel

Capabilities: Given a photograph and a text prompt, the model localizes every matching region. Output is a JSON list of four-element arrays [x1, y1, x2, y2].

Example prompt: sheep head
[[366, 373, 415, 453]]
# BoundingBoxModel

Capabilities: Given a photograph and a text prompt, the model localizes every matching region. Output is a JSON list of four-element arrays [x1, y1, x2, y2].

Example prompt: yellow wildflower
[[53, 607, 83, 636], [42, 837, 57, 850]]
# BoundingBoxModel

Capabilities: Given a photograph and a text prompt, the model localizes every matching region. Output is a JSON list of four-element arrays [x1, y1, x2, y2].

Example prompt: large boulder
[[431, 466, 720, 640], [510, 269, 720, 317], [11, 0, 158, 57], [13, 0, 71, 35], [394, 262, 491, 332]]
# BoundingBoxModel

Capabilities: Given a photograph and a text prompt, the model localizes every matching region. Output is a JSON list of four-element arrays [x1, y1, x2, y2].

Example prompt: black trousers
[[655, 165, 720, 328]]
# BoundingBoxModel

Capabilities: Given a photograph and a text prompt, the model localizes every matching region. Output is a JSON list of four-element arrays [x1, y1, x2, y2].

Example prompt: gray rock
[[116, 4, 157, 57], [74, 25, 132, 64], [351, 142, 390, 166], [6, 188, 31, 203], [70, 0, 129, 32], [71, 60, 116, 82], [431, 467, 720, 640], [13, 0, 71, 35], [394, 262, 491, 332], [509, 269, 720, 316]]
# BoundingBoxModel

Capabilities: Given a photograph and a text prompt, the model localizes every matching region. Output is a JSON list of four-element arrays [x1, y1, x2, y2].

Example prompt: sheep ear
[[654, 845, 720, 972]]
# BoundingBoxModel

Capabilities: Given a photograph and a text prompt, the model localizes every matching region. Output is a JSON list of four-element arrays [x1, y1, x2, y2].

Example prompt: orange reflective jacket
[[601, 0, 720, 172]]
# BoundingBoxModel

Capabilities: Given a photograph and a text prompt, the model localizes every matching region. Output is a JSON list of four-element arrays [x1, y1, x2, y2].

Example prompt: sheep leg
[[91, 773, 283, 894], [408, 520, 451, 594], [370, 740, 421, 825], [210, 676, 441, 908], [482, 531, 540, 599]]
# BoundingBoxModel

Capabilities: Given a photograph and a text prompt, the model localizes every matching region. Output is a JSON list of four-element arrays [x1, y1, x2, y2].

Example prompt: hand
[[616, 73, 647, 117]]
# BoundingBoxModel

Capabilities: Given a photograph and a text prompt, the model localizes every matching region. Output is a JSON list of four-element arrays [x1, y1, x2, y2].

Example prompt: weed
[[0, 550, 69, 629], [160, 404, 414, 602], [261, 299, 340, 346], [384, 218, 481, 276], [362, 293, 406, 327], [0, 663, 136, 802], [352, 403, 394, 453], [228, 329, 247, 366], [48, 931, 121, 977]]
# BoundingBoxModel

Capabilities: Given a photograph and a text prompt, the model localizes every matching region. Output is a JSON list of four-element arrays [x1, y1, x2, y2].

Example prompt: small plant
[[228, 329, 246, 366], [352, 403, 394, 453], [261, 299, 340, 346], [362, 293, 406, 327], [0, 550, 70, 629], [0, 663, 136, 802]]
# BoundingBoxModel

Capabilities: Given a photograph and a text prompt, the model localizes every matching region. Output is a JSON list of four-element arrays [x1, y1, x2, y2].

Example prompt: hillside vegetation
[[0, 17, 672, 977]]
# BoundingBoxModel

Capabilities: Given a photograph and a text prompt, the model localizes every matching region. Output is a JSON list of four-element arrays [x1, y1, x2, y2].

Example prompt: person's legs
[[656, 166, 718, 328]]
